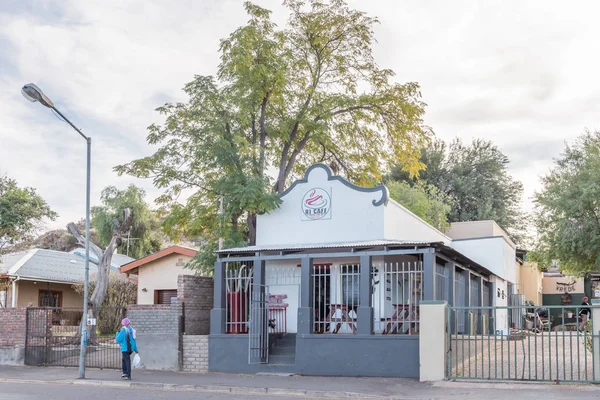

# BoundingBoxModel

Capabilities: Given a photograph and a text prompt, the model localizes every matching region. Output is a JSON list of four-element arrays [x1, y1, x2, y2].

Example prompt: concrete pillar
[[592, 300, 600, 381], [357, 255, 373, 335], [448, 263, 455, 305], [423, 250, 435, 301], [297, 257, 313, 335], [419, 300, 447, 381], [210, 261, 226, 335]]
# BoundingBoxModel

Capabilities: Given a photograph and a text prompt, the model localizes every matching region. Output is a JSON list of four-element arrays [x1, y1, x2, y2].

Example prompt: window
[[341, 264, 360, 306], [154, 289, 177, 305], [0, 289, 6, 308], [39, 290, 62, 308]]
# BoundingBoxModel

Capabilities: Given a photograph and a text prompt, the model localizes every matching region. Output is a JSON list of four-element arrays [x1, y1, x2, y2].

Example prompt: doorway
[[313, 265, 331, 333]]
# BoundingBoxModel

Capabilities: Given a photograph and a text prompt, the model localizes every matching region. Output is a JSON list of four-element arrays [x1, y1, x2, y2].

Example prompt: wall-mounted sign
[[301, 188, 331, 221], [542, 277, 584, 295]]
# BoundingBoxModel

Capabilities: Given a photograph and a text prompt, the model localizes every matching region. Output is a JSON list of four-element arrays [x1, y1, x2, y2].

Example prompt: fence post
[[357, 255, 373, 335], [419, 300, 447, 381], [297, 257, 313, 335], [210, 261, 226, 335], [592, 300, 600, 382]]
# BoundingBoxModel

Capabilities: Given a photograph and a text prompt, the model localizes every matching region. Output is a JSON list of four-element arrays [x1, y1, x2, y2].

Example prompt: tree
[[387, 138, 526, 243], [67, 208, 133, 344], [73, 274, 137, 335], [116, 0, 432, 272], [92, 185, 163, 258], [385, 180, 451, 231], [533, 131, 600, 274], [0, 176, 57, 254]]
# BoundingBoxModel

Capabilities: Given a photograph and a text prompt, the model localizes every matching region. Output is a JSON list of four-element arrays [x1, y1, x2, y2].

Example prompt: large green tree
[[116, 0, 432, 272], [92, 185, 163, 258], [385, 180, 451, 231], [67, 184, 161, 343], [533, 131, 600, 274], [0, 176, 57, 254], [388, 138, 525, 242]]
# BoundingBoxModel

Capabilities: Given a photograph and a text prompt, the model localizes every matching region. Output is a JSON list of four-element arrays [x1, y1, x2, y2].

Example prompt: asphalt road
[[0, 382, 340, 400]]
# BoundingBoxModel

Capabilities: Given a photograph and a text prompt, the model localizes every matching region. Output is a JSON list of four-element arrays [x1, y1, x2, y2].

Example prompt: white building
[[209, 164, 517, 377]]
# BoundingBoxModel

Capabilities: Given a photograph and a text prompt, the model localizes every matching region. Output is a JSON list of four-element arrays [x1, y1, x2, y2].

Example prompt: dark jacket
[[579, 301, 591, 316]]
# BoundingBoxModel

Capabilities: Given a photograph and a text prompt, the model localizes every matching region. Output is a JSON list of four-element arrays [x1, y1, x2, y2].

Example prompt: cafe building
[[209, 164, 517, 377]]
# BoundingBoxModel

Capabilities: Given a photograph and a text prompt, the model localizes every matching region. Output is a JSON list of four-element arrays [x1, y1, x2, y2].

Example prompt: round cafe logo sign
[[302, 188, 331, 220]]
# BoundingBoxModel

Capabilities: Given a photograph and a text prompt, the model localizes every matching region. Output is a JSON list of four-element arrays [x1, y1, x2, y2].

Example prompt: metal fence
[[313, 264, 360, 334], [225, 261, 254, 334], [373, 261, 423, 335], [447, 305, 599, 383], [25, 306, 126, 369]]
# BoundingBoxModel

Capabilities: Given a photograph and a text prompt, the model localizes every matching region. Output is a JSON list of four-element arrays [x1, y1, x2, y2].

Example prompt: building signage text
[[301, 188, 332, 221]]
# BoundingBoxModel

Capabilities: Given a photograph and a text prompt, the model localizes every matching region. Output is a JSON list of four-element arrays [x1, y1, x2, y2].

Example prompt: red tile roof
[[119, 245, 197, 273]]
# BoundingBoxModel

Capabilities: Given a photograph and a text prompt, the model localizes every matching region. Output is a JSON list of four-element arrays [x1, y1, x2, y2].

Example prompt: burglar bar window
[[312, 264, 360, 334], [39, 290, 62, 308]]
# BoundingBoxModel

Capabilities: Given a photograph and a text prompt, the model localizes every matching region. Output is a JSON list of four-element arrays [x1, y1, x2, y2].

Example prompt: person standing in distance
[[579, 296, 591, 332], [115, 318, 138, 380]]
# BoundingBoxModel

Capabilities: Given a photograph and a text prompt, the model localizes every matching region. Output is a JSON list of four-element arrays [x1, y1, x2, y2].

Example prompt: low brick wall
[[126, 301, 182, 371], [177, 275, 213, 335], [182, 335, 208, 372], [0, 308, 26, 365]]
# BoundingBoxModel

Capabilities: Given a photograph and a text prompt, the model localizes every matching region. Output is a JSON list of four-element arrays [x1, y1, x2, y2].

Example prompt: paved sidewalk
[[0, 365, 599, 399]]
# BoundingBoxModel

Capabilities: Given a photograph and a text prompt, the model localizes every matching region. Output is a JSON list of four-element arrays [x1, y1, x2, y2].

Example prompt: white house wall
[[383, 200, 451, 245], [492, 276, 509, 336], [257, 166, 386, 246], [451, 237, 516, 283]]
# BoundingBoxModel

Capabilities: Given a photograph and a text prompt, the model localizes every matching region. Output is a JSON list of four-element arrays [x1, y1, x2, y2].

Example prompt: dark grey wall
[[209, 334, 419, 377], [295, 335, 419, 377]]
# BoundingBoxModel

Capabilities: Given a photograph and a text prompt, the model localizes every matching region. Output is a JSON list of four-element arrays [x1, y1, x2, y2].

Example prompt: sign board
[[301, 187, 332, 221], [595, 289, 600, 298], [87, 318, 97, 326], [542, 277, 584, 295]]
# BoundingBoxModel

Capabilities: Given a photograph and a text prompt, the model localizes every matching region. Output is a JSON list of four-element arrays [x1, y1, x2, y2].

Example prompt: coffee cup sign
[[301, 188, 332, 220]]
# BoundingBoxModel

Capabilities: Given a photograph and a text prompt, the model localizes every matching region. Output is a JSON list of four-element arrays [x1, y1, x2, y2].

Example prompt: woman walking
[[115, 318, 138, 380]]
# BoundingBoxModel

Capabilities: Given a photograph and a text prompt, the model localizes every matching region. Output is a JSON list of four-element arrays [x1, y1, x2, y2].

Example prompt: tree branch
[[66, 223, 103, 259]]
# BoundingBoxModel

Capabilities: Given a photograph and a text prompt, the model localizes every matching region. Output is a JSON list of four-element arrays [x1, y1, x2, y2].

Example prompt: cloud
[[2, 0, 600, 231]]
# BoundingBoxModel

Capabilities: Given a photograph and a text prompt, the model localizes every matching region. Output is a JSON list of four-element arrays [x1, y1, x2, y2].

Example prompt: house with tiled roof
[[0, 248, 134, 308]]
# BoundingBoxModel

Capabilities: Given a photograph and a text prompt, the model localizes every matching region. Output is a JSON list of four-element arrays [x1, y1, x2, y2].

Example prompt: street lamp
[[22, 83, 91, 379]]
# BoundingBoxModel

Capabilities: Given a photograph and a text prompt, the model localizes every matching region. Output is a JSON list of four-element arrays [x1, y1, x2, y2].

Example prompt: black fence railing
[[25, 306, 126, 369]]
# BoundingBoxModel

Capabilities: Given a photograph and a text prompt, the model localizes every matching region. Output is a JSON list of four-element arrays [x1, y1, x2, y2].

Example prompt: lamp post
[[22, 83, 91, 379]]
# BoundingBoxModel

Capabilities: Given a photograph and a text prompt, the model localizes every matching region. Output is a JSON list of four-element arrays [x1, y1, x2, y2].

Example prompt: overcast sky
[[1, 0, 599, 232]]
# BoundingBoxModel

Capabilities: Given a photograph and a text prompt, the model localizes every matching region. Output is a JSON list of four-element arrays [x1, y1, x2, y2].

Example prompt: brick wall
[[0, 308, 26, 348], [0, 308, 26, 365], [182, 335, 208, 372], [177, 275, 213, 335], [126, 303, 180, 334], [125, 300, 182, 370]]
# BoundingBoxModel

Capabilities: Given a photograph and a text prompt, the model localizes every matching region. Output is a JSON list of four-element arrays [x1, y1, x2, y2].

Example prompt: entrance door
[[313, 266, 331, 333], [248, 285, 269, 364]]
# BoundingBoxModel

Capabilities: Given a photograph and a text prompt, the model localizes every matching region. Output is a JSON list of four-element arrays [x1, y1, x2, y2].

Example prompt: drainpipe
[[11, 277, 19, 308]]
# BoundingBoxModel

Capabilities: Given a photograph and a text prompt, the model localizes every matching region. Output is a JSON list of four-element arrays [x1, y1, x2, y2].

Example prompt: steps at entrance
[[269, 334, 296, 366]]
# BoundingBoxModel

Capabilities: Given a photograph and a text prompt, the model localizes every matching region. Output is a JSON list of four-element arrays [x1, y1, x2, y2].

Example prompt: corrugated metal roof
[[0, 251, 29, 274], [217, 239, 436, 254], [70, 248, 135, 268], [14, 249, 102, 283], [1, 249, 127, 283]]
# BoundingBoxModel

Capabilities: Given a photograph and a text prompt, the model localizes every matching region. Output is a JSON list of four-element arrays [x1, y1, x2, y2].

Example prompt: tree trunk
[[68, 208, 133, 345], [248, 213, 257, 246]]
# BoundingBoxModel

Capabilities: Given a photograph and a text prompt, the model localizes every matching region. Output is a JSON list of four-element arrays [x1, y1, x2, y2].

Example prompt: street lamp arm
[[51, 107, 89, 141]]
